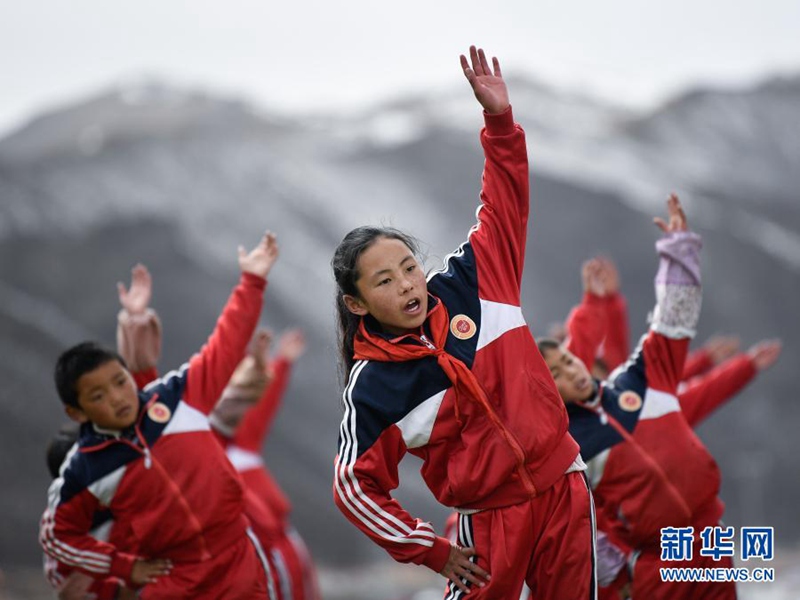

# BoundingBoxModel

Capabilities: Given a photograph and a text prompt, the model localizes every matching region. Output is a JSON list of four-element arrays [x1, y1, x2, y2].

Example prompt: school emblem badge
[[618, 391, 643, 412], [450, 314, 477, 340], [147, 402, 172, 423]]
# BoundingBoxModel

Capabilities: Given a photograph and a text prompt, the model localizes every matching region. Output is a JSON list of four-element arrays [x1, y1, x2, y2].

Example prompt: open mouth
[[404, 298, 422, 314], [116, 406, 133, 418], [575, 377, 589, 391]]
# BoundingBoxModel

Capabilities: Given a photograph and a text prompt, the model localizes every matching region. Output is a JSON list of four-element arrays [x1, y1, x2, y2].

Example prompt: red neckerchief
[[353, 296, 493, 426]]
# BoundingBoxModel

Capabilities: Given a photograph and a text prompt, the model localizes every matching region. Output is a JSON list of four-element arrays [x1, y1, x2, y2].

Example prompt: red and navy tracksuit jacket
[[564, 232, 723, 552], [333, 108, 582, 573], [39, 272, 266, 588]]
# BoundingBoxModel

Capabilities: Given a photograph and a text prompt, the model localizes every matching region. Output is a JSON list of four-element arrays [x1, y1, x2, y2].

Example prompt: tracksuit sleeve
[[612, 231, 702, 396], [233, 357, 291, 452], [565, 293, 608, 368], [333, 393, 451, 573], [678, 354, 757, 427], [467, 107, 530, 304], [183, 272, 266, 414], [40, 480, 138, 587], [600, 292, 631, 372], [116, 309, 162, 374]]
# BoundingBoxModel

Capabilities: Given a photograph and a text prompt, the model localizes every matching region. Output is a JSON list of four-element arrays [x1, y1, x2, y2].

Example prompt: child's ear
[[64, 405, 89, 424], [343, 294, 368, 317]]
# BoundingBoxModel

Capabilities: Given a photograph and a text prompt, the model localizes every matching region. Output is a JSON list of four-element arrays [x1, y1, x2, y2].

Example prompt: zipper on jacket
[[419, 333, 538, 496]]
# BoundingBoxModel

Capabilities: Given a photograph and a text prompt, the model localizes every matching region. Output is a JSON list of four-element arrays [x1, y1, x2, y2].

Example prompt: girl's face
[[344, 237, 428, 336]]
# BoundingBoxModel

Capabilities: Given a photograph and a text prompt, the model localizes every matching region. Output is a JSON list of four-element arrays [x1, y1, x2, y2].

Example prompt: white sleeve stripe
[[41, 532, 111, 573], [41, 528, 112, 571], [40, 511, 113, 572], [335, 363, 435, 547], [41, 513, 112, 564], [333, 463, 433, 545], [340, 369, 415, 535]]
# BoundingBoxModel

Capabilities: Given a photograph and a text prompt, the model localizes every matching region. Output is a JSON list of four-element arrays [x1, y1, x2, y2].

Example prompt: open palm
[[460, 46, 509, 114]]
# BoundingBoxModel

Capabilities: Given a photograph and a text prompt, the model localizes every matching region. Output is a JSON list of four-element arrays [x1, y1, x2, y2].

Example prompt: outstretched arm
[[116, 264, 162, 386], [596, 258, 631, 371], [233, 329, 305, 451], [679, 339, 781, 427], [182, 232, 278, 414], [682, 335, 740, 380], [565, 258, 610, 368], [612, 194, 702, 397], [455, 46, 530, 304]]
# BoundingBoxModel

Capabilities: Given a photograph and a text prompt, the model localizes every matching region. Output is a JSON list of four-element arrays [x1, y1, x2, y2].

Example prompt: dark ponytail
[[331, 226, 420, 385]]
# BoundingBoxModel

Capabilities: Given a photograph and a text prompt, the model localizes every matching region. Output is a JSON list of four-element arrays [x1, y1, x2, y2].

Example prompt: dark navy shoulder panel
[[347, 358, 451, 459], [609, 337, 649, 398], [567, 404, 624, 462], [138, 365, 188, 445], [61, 437, 141, 505], [428, 242, 481, 368]]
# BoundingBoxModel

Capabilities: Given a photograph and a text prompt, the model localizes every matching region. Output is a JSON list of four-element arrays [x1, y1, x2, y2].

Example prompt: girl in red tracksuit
[[330, 46, 595, 599]]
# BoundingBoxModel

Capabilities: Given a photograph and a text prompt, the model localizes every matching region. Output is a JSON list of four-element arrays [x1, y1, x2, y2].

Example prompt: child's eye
[[90, 394, 104, 403], [406, 265, 416, 272], [378, 278, 390, 286]]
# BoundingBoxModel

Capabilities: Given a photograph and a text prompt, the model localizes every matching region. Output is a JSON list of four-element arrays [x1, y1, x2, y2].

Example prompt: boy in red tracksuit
[[330, 46, 595, 599], [540, 195, 737, 599], [115, 265, 283, 599], [39, 232, 278, 599]]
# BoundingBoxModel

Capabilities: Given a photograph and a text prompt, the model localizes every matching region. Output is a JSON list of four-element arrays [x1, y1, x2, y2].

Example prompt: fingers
[[469, 45, 482, 76], [460, 54, 475, 83], [478, 48, 491, 76], [117, 281, 128, 301], [442, 545, 490, 593], [655, 193, 688, 232], [492, 56, 502, 77], [251, 329, 273, 366], [653, 217, 669, 232], [749, 339, 782, 370]]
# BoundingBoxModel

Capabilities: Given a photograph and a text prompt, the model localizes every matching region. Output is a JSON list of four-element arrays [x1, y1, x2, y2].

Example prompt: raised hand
[[597, 256, 621, 295], [277, 329, 306, 363], [460, 46, 509, 115], [250, 329, 273, 373], [117, 263, 152, 315], [229, 329, 272, 391], [747, 339, 782, 371], [582, 258, 607, 297], [238, 231, 279, 279], [440, 543, 490, 594], [130, 558, 171, 586], [653, 193, 688, 233], [704, 335, 741, 364]]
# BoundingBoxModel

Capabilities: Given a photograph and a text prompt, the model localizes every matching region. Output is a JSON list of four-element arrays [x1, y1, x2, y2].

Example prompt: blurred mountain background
[[0, 74, 798, 595]]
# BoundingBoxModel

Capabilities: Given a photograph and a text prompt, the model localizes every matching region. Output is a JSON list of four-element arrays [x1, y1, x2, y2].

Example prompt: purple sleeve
[[650, 231, 702, 339]]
